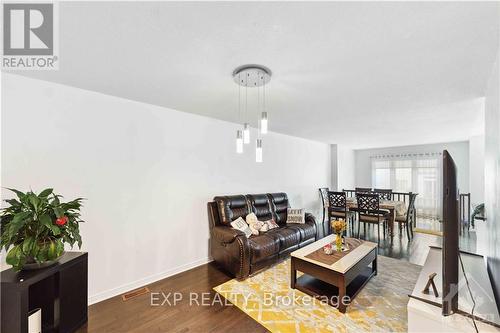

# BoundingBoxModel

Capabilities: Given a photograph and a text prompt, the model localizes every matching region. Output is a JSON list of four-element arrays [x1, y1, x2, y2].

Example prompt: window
[[372, 155, 442, 219], [395, 168, 412, 192], [374, 168, 390, 188]]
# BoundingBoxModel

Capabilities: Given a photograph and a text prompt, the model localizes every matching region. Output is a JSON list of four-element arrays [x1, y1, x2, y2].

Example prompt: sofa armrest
[[212, 225, 246, 244], [305, 212, 319, 240], [210, 225, 250, 279], [305, 212, 316, 226]]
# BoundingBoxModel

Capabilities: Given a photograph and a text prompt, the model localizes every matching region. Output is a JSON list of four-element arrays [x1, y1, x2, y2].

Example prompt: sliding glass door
[[372, 154, 442, 223]]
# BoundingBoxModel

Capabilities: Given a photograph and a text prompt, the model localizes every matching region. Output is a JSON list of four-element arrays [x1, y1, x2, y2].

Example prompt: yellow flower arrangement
[[331, 219, 347, 234], [330, 219, 347, 252]]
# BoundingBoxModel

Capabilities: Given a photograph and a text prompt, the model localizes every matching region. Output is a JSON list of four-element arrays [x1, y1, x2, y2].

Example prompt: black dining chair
[[327, 191, 354, 235], [356, 193, 390, 244], [374, 188, 393, 201], [318, 187, 329, 236], [355, 187, 372, 193], [395, 193, 417, 239]]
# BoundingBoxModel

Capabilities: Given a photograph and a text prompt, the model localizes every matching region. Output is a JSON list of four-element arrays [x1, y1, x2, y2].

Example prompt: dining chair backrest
[[328, 191, 347, 212], [355, 187, 372, 194], [407, 192, 417, 216], [374, 188, 393, 201], [356, 193, 380, 215], [319, 188, 329, 209]]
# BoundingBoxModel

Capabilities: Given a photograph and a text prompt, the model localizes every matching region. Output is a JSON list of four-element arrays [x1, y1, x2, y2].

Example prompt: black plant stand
[[1, 252, 88, 333]]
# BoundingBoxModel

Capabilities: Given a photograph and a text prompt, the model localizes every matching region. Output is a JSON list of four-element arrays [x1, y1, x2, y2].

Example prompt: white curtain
[[371, 153, 443, 220]]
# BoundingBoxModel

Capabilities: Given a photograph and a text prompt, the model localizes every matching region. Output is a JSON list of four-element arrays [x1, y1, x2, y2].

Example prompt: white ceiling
[[11, 1, 499, 148]]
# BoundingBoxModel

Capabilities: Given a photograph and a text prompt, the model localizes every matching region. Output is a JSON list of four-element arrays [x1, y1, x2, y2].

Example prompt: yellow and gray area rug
[[214, 256, 421, 333]]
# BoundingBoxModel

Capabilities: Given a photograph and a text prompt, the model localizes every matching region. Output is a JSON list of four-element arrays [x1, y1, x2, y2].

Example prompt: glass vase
[[335, 233, 342, 252]]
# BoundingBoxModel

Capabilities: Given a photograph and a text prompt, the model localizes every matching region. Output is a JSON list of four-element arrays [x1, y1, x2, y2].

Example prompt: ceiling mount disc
[[233, 64, 272, 87]]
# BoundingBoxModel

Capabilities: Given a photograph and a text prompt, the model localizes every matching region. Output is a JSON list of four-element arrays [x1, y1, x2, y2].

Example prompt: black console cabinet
[[1, 252, 88, 333]]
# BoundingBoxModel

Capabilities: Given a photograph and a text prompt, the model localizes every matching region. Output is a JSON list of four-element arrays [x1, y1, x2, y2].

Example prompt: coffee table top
[[291, 235, 377, 274]]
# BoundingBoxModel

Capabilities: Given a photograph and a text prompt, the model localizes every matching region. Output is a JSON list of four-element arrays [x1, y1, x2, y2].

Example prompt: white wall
[[484, 46, 500, 304], [330, 144, 338, 190], [1, 74, 331, 304], [354, 141, 470, 193], [337, 145, 355, 191], [469, 135, 485, 206], [329, 144, 355, 191]]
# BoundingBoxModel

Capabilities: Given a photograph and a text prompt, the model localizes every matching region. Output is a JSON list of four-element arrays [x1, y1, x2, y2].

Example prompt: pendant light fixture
[[261, 112, 268, 134], [256, 138, 263, 163], [261, 76, 268, 134], [243, 123, 250, 144], [236, 130, 243, 153], [232, 64, 271, 162]]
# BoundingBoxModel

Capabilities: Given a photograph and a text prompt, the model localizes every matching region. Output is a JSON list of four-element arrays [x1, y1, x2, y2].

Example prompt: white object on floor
[[408, 247, 500, 332]]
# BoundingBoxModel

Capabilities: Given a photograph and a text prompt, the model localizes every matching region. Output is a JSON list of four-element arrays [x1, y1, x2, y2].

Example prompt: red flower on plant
[[55, 216, 68, 226]]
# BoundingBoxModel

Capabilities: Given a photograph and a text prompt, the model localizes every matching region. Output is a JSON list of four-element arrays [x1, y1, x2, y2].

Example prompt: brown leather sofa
[[207, 192, 317, 279]]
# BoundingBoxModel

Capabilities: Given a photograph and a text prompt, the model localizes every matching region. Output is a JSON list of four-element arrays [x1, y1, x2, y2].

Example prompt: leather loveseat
[[207, 192, 317, 279]]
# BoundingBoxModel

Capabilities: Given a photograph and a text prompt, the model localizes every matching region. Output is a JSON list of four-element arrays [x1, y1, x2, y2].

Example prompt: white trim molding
[[88, 257, 213, 305]]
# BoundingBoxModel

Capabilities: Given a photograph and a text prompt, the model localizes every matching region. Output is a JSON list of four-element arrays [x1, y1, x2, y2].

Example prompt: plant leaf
[[47, 240, 57, 260], [6, 188, 26, 200], [5, 199, 20, 207], [8, 211, 31, 237], [53, 207, 64, 218], [28, 193, 40, 211], [40, 214, 60, 235], [51, 196, 60, 206], [22, 236, 34, 255], [38, 188, 53, 197], [6, 245, 23, 269], [55, 239, 64, 256]]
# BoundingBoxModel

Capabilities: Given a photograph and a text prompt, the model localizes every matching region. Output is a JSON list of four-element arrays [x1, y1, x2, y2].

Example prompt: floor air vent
[[121, 287, 150, 301]]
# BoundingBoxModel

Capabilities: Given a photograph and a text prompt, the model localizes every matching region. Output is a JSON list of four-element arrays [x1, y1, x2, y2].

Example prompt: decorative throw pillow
[[264, 218, 279, 230], [246, 213, 266, 235], [287, 208, 305, 224], [230, 217, 252, 238]]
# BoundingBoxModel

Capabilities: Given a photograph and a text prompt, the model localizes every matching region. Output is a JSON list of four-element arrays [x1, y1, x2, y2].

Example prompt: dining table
[[346, 197, 407, 237]]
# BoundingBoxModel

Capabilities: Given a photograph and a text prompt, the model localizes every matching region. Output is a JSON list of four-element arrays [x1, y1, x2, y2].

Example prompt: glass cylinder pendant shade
[[261, 112, 268, 134], [243, 123, 250, 144], [236, 130, 243, 153], [256, 139, 263, 163]]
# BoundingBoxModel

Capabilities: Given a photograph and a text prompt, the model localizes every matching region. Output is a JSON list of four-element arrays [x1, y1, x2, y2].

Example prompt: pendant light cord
[[263, 72, 266, 111], [238, 73, 241, 124], [257, 73, 261, 138], [245, 73, 248, 123]]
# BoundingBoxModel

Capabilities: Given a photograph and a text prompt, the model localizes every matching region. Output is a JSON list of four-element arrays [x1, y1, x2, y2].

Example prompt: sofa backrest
[[210, 192, 289, 227], [246, 194, 273, 221], [268, 193, 289, 225], [213, 195, 250, 226]]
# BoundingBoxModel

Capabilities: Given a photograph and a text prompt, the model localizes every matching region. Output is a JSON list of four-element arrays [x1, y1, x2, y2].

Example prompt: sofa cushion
[[213, 195, 250, 225], [263, 218, 279, 230], [266, 227, 301, 252], [230, 217, 252, 238], [248, 234, 280, 264], [247, 194, 273, 221], [287, 208, 305, 224], [286, 223, 316, 243]]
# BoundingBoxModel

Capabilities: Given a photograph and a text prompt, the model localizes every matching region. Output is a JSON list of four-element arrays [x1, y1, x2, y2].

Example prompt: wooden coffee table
[[290, 235, 377, 313]]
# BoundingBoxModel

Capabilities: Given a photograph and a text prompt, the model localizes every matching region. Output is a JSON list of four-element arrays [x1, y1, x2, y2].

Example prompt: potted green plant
[[0, 188, 84, 271]]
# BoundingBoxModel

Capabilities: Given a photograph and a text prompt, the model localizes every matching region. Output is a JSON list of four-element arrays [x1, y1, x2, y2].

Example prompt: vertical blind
[[371, 153, 443, 219]]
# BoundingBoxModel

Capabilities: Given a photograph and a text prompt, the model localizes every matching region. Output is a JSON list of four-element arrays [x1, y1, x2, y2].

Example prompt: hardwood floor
[[349, 219, 477, 266], [77, 221, 478, 333], [77, 262, 267, 333]]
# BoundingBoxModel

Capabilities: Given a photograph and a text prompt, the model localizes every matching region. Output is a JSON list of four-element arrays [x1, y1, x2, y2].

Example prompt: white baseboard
[[88, 257, 213, 305]]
